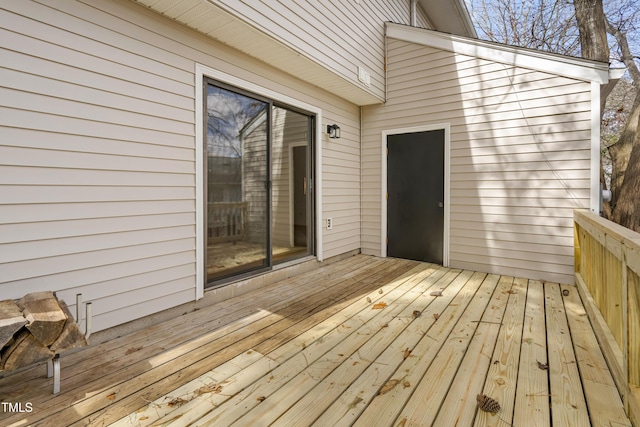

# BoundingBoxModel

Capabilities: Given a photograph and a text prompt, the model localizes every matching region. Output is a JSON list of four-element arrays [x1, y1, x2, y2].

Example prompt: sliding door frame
[[195, 64, 323, 298]]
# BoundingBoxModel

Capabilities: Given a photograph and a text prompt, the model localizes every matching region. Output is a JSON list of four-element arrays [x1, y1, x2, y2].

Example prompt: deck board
[[0, 255, 632, 427]]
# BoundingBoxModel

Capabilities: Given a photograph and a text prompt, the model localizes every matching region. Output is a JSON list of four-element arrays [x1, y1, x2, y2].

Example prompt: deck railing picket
[[574, 209, 640, 426]]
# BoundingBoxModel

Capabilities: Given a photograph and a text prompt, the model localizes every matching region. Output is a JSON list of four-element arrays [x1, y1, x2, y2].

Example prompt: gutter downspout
[[410, 0, 417, 26]]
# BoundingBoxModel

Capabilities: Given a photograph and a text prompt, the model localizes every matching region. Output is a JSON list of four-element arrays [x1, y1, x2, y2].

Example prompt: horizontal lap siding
[[0, 0, 196, 332], [172, 0, 422, 102], [0, 0, 361, 331], [362, 39, 592, 283]]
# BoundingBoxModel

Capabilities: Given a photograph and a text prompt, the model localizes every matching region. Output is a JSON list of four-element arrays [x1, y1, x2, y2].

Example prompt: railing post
[[622, 245, 629, 409]]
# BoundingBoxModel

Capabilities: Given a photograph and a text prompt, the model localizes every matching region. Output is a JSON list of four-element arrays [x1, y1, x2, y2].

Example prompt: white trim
[[195, 63, 323, 296], [288, 142, 307, 248], [385, 23, 610, 84], [591, 81, 601, 213], [381, 123, 451, 267]]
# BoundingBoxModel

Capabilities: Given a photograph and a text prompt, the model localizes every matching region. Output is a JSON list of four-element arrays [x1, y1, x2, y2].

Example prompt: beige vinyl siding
[[0, 0, 360, 332], [362, 39, 593, 284], [181, 0, 425, 101]]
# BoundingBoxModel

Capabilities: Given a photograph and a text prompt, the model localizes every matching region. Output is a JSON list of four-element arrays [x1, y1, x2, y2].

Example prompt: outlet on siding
[[326, 218, 333, 230]]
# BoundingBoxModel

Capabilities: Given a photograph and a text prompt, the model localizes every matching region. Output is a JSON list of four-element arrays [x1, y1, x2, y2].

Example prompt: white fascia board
[[386, 23, 610, 84]]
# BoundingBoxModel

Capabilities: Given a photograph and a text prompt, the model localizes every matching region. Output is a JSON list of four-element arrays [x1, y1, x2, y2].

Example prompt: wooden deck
[[0, 255, 632, 426]]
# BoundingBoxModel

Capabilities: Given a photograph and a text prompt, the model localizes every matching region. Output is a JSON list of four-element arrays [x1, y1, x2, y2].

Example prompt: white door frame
[[195, 64, 323, 299], [381, 123, 450, 266]]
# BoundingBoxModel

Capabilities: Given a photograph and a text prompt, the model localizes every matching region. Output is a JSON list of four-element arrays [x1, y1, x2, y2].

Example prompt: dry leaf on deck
[[106, 393, 116, 401], [125, 346, 143, 355], [397, 418, 407, 427], [372, 302, 387, 310], [537, 360, 549, 370], [412, 310, 421, 318], [195, 383, 223, 395], [403, 381, 411, 388], [430, 290, 443, 297], [379, 379, 401, 395], [257, 396, 266, 402], [167, 397, 187, 407], [139, 416, 149, 421], [366, 297, 372, 303], [433, 313, 440, 320], [379, 289, 383, 294], [402, 348, 412, 359]]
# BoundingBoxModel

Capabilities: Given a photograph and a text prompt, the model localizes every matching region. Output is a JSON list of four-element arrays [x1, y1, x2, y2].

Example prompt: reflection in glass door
[[205, 84, 269, 282], [204, 81, 314, 285], [271, 106, 313, 263]]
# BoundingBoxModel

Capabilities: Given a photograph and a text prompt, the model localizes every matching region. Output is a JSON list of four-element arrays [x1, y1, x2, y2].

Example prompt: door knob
[[438, 202, 443, 208]]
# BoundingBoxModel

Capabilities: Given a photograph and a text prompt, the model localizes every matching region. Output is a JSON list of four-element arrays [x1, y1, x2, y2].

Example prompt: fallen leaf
[[537, 360, 549, 370], [397, 418, 407, 427], [403, 381, 411, 388], [402, 348, 412, 359], [195, 383, 223, 395], [505, 289, 517, 294], [167, 397, 187, 407], [125, 346, 143, 355], [430, 290, 443, 297], [257, 396, 266, 402], [412, 310, 421, 318], [380, 323, 389, 329], [433, 313, 440, 320], [348, 396, 363, 409], [139, 416, 149, 421], [379, 379, 401, 395], [366, 297, 372, 303], [379, 289, 383, 294], [372, 302, 387, 310], [106, 393, 116, 401]]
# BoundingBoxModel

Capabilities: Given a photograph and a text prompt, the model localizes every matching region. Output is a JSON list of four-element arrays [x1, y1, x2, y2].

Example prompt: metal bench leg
[[47, 355, 61, 394]]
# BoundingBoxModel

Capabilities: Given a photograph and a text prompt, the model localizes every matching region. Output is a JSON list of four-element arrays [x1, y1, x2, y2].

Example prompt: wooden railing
[[208, 202, 248, 243], [574, 209, 640, 426]]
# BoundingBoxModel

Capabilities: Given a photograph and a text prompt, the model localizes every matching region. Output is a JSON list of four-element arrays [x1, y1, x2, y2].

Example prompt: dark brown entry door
[[387, 130, 444, 264]]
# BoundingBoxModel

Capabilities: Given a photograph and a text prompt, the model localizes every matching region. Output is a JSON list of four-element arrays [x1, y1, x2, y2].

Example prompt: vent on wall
[[358, 67, 371, 87]]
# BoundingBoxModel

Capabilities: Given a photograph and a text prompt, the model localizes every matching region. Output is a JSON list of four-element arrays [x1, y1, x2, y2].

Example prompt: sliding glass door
[[204, 80, 314, 285]]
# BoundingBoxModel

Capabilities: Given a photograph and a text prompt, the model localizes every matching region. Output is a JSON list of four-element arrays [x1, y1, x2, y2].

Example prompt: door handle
[[438, 202, 443, 208]]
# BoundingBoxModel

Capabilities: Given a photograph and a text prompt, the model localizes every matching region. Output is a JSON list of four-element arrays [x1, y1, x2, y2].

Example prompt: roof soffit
[[386, 23, 610, 84], [131, 0, 382, 105]]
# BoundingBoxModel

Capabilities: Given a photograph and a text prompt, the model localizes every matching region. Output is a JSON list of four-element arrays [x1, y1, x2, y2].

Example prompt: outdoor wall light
[[327, 124, 341, 139]]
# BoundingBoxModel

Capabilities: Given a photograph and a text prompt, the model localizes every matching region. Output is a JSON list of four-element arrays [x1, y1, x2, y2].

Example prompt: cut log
[[19, 291, 67, 347], [1, 329, 54, 371], [0, 299, 27, 348], [50, 300, 87, 353]]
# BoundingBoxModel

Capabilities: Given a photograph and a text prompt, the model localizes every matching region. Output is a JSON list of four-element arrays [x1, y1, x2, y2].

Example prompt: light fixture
[[327, 124, 341, 139]]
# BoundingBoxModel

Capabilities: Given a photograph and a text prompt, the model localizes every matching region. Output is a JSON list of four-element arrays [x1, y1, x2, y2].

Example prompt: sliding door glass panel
[[206, 84, 269, 282], [271, 105, 313, 263]]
